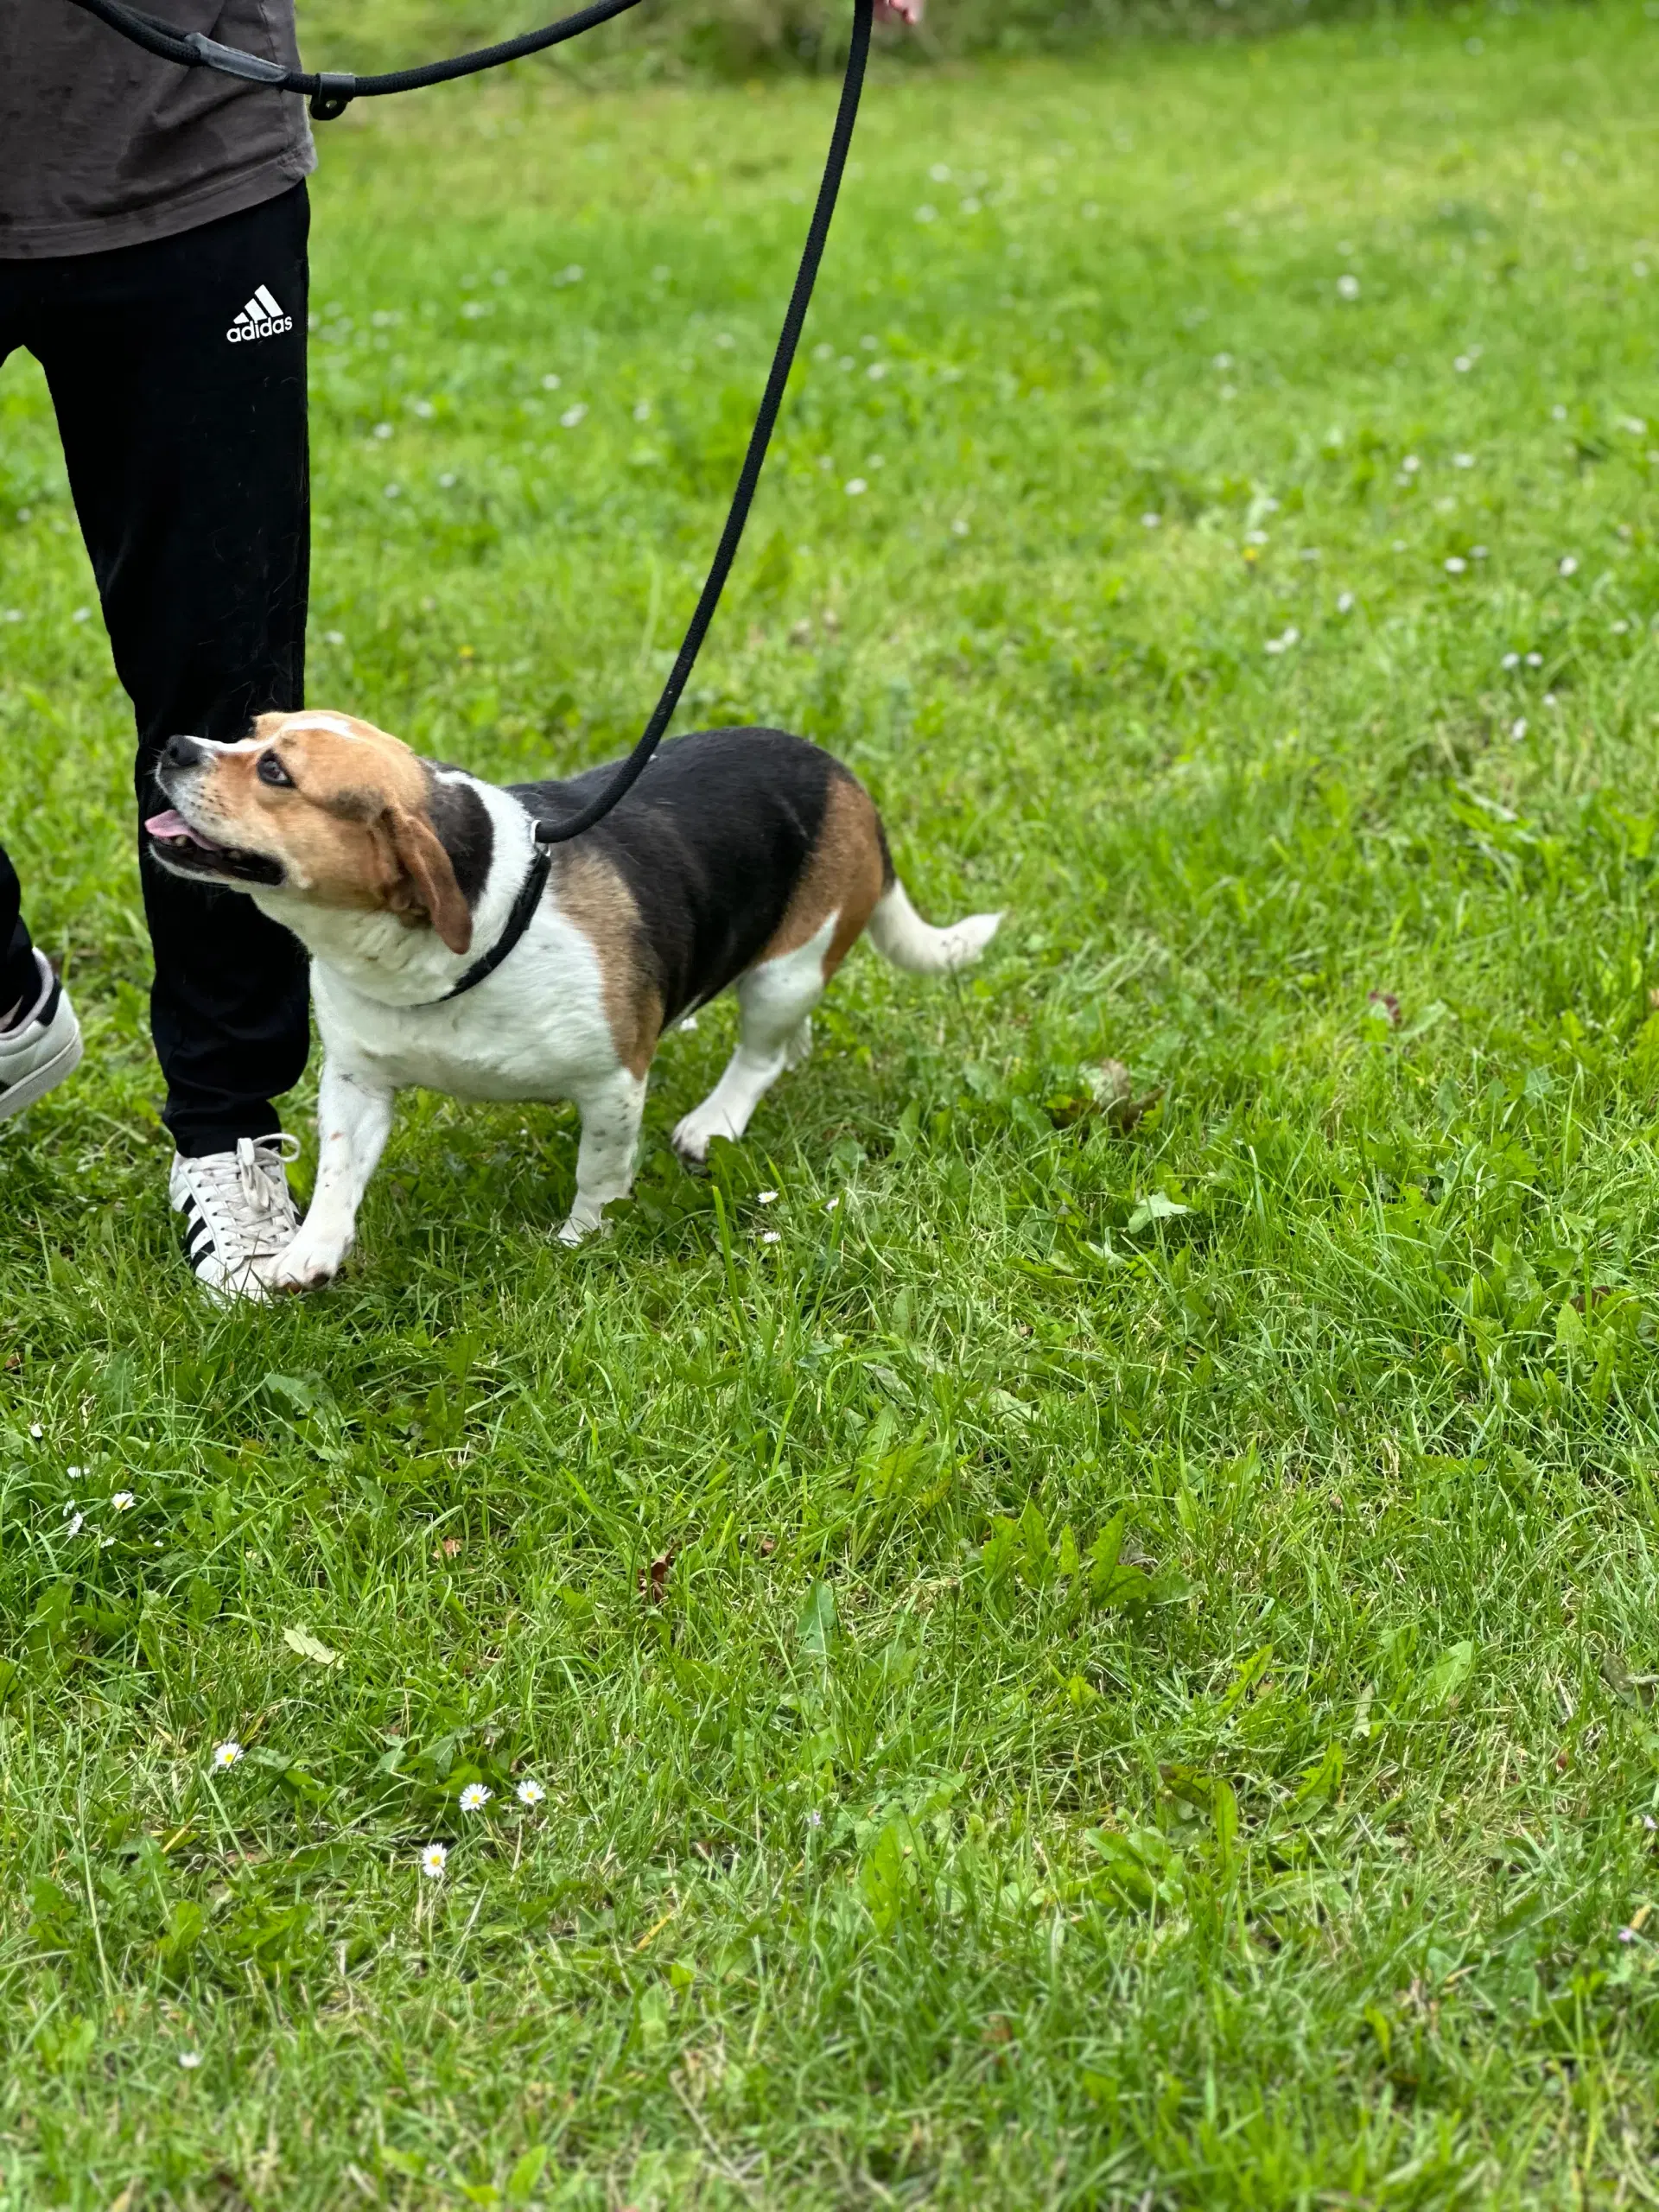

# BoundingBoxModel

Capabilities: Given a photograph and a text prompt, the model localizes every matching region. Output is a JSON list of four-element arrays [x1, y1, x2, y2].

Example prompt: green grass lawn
[[7, 5, 1659, 2202]]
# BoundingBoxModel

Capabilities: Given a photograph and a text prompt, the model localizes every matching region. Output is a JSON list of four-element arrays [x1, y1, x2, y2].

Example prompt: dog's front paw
[[267, 1234, 349, 1292], [556, 1210, 613, 1248], [671, 1109, 733, 1173]]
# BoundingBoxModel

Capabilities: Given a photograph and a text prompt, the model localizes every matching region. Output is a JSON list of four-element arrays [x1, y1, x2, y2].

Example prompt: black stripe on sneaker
[[179, 1198, 217, 1267]]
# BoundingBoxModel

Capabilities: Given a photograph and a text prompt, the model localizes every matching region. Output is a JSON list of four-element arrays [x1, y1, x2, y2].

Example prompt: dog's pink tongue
[[146, 809, 200, 842]]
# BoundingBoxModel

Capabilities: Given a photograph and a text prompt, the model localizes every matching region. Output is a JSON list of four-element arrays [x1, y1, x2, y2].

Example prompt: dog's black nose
[[162, 734, 206, 769]]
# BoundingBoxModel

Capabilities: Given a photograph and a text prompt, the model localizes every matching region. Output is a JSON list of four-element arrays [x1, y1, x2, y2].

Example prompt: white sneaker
[[0, 951, 82, 1123], [169, 1134, 302, 1303]]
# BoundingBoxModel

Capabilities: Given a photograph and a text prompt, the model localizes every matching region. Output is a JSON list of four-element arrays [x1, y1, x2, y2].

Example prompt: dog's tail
[[866, 878, 1001, 976]]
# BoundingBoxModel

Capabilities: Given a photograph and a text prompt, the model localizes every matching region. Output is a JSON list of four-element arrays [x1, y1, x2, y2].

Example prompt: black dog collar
[[424, 839, 553, 1006]]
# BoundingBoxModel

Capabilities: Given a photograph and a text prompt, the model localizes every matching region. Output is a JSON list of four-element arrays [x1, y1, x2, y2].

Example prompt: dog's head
[[145, 711, 488, 956]]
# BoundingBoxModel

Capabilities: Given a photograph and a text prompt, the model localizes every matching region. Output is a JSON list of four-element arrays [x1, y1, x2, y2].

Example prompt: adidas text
[[226, 284, 293, 344]]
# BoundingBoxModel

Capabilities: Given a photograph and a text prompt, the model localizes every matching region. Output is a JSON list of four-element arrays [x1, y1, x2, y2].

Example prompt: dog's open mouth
[[144, 809, 284, 887]]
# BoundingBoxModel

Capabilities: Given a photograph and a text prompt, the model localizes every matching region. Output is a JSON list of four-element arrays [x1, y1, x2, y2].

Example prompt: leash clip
[[309, 72, 357, 120], [181, 29, 289, 81]]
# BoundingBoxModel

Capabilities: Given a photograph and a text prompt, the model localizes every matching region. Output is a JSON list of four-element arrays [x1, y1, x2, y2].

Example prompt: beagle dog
[[144, 713, 1000, 1289]]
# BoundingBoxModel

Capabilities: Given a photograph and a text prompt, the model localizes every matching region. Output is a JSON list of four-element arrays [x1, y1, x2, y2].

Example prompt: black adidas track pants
[[0, 183, 312, 1155]]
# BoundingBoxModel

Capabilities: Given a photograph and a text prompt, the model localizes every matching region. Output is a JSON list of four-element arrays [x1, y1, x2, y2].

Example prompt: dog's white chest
[[311, 912, 620, 1103]]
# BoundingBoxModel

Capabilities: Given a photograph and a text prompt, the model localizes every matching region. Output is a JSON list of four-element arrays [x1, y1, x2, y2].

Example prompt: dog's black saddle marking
[[512, 726, 857, 1027]]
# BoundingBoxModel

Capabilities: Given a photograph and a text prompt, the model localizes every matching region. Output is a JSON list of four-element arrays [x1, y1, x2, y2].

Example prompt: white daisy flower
[[213, 1740, 243, 1770], [179, 2050, 203, 2070], [1452, 452, 1474, 467], [1402, 454, 1421, 474], [1453, 355, 1472, 373], [1511, 718, 1528, 740], [1336, 274, 1360, 300], [825, 1196, 841, 1211], [844, 478, 868, 497], [1502, 652, 1520, 669], [420, 1843, 448, 1878], [1525, 651, 1543, 667], [1141, 512, 1161, 529], [111, 1491, 135, 1511], [516, 1779, 546, 1806], [760, 1230, 782, 1245], [560, 404, 588, 429], [1559, 555, 1579, 576], [459, 1783, 492, 1812], [757, 1190, 779, 1205], [64, 1511, 85, 1538], [28, 1424, 41, 1440], [1445, 556, 1467, 575], [541, 372, 562, 390], [373, 423, 393, 440], [1336, 591, 1355, 613]]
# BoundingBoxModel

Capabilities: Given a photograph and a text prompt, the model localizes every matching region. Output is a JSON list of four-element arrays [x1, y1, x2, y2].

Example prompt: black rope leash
[[534, 0, 872, 846], [65, 0, 654, 118], [66, 0, 874, 854]]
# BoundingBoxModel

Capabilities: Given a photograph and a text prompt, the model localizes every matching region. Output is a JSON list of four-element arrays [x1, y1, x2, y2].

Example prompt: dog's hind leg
[[561, 1069, 648, 1245], [671, 917, 835, 1170], [271, 1062, 395, 1290]]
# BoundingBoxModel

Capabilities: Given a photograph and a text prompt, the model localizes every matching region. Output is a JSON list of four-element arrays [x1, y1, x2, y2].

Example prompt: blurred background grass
[[296, 0, 1484, 81]]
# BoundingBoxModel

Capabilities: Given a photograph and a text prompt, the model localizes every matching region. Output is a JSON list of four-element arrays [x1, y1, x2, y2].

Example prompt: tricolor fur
[[146, 713, 1001, 1288]]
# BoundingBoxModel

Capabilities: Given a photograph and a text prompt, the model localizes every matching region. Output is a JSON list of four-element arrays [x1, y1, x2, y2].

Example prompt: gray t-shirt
[[0, 1, 315, 259]]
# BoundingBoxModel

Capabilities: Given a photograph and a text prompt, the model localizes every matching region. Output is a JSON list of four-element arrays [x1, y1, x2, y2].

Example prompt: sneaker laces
[[192, 1133, 302, 1263]]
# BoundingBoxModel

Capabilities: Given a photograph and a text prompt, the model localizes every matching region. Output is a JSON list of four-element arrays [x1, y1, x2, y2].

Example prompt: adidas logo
[[226, 284, 294, 344]]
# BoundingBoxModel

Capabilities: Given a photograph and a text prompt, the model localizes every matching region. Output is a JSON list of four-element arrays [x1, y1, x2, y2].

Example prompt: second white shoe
[[0, 950, 82, 1124], [169, 1134, 302, 1303]]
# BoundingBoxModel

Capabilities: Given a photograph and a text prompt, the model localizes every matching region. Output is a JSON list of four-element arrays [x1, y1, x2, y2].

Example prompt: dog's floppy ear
[[385, 804, 473, 955]]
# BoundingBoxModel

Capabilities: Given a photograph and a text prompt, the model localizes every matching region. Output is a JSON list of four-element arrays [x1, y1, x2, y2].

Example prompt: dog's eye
[[257, 752, 293, 788]]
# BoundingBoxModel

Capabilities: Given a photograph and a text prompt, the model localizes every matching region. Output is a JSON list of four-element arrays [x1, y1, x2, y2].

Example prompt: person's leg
[[29, 186, 313, 1155], [0, 287, 84, 1120], [0, 849, 38, 1021], [0, 302, 45, 1023]]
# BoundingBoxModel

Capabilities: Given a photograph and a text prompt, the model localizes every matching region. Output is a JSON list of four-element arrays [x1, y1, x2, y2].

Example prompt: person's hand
[[874, 0, 924, 23]]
